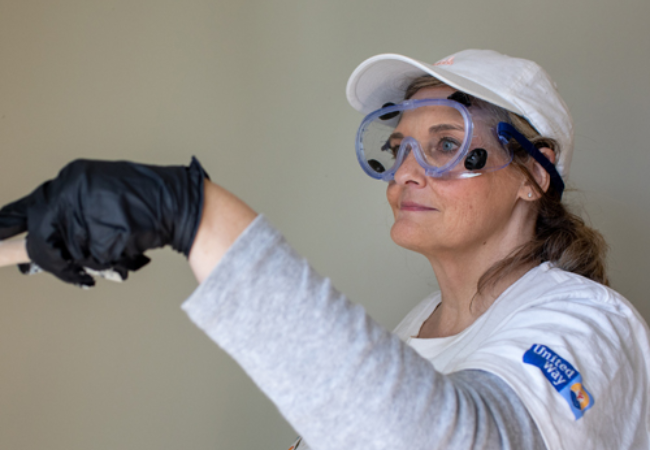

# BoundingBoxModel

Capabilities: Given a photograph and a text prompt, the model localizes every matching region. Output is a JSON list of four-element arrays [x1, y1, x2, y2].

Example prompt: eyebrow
[[429, 123, 465, 133], [388, 124, 465, 141]]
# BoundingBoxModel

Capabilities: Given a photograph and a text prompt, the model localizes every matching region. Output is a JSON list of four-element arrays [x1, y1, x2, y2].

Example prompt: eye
[[440, 138, 460, 153]]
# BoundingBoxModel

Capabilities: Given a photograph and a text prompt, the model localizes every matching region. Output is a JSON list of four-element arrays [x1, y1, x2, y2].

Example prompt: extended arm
[[183, 211, 546, 450], [0, 161, 546, 448]]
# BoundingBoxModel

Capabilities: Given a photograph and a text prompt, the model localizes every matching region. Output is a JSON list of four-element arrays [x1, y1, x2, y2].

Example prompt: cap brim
[[346, 54, 525, 117]]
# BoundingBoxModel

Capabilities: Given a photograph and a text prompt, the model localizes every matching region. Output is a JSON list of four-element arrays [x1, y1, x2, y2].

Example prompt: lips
[[400, 201, 437, 211]]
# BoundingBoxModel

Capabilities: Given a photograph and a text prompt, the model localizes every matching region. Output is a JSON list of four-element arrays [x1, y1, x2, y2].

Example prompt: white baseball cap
[[346, 49, 574, 180]]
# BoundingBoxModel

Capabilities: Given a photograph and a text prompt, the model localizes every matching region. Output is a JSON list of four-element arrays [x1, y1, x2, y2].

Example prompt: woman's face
[[386, 86, 530, 258]]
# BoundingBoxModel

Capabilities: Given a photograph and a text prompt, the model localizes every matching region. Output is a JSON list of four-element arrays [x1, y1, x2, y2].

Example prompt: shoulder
[[504, 262, 624, 309], [480, 263, 650, 392], [456, 263, 650, 449], [467, 263, 649, 363], [493, 262, 647, 341]]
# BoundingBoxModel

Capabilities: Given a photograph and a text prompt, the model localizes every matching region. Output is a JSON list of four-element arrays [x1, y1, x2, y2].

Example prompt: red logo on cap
[[434, 56, 454, 66]]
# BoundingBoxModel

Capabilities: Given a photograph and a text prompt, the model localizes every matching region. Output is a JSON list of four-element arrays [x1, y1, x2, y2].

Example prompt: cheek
[[439, 183, 484, 227], [447, 177, 520, 235], [436, 178, 510, 233]]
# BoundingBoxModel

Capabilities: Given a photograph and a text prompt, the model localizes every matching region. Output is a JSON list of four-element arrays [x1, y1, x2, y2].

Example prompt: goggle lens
[[360, 103, 469, 176]]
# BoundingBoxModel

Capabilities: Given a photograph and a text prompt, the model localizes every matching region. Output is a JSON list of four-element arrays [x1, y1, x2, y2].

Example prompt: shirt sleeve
[[181, 215, 547, 450]]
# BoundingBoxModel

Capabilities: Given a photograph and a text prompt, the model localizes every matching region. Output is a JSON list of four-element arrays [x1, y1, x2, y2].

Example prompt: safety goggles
[[355, 98, 513, 181], [355, 97, 566, 197]]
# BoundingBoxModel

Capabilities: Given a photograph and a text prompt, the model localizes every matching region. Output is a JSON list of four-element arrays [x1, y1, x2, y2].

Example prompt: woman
[[0, 49, 648, 449]]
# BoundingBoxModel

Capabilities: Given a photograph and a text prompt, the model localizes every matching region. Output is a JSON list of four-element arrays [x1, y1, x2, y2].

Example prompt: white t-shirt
[[393, 262, 650, 449]]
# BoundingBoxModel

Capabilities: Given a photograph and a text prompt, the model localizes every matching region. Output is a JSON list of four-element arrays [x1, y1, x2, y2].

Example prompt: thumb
[[0, 194, 31, 240]]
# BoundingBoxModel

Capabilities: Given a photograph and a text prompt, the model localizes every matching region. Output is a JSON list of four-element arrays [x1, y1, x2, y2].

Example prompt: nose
[[393, 147, 426, 186]]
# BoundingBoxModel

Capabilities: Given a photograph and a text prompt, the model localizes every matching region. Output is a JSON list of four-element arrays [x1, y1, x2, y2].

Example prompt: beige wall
[[1, 0, 648, 448]]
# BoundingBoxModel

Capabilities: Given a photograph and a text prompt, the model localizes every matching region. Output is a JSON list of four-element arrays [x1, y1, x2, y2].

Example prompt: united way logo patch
[[523, 344, 594, 420]]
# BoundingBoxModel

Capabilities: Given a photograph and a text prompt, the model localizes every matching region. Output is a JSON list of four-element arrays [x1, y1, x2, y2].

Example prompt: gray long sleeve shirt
[[181, 215, 547, 450]]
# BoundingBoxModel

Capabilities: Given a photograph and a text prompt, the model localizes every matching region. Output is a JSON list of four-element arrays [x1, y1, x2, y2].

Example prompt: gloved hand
[[0, 157, 208, 287]]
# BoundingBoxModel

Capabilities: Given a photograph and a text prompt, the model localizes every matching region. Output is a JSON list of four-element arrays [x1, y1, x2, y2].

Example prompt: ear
[[518, 147, 556, 201]]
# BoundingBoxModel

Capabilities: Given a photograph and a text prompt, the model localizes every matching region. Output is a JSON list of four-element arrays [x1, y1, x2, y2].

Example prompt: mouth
[[400, 201, 437, 212]]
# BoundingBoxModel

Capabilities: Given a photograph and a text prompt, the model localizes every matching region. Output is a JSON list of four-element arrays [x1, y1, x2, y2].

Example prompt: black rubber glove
[[0, 157, 208, 287]]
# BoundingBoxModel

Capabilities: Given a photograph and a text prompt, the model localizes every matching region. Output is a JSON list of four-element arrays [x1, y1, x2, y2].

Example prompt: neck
[[418, 220, 536, 338]]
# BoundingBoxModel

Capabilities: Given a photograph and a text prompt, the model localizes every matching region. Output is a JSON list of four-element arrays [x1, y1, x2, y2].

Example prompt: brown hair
[[404, 76, 609, 290]]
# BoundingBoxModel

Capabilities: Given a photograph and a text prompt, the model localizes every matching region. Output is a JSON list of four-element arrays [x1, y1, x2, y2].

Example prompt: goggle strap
[[497, 122, 565, 198]]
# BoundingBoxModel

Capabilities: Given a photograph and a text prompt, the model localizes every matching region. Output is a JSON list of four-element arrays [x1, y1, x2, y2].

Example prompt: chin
[[390, 220, 433, 254]]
